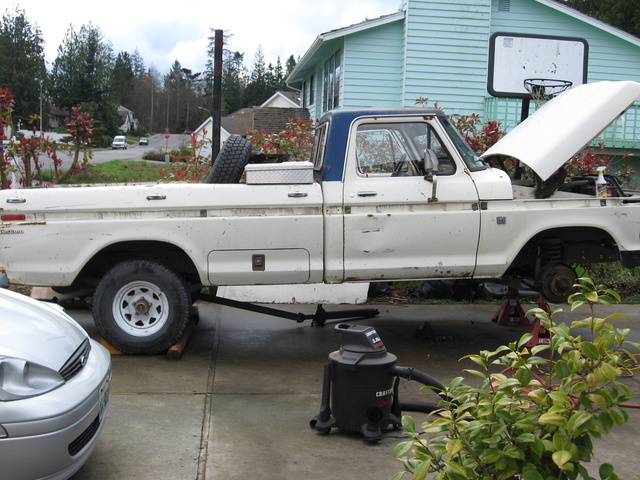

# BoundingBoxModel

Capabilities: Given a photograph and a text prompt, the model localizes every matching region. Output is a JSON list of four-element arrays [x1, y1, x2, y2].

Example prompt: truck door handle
[[6, 197, 26, 203], [288, 192, 308, 198], [357, 191, 378, 197], [146, 194, 166, 200]]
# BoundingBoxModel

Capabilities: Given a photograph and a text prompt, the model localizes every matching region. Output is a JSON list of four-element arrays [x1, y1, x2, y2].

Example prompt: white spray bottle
[[596, 166, 608, 198]]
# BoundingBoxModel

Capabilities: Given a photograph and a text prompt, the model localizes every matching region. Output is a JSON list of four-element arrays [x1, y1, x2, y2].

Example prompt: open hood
[[481, 81, 640, 181]]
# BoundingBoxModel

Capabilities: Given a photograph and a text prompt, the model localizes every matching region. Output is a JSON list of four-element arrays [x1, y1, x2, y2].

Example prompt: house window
[[323, 50, 342, 112], [309, 74, 315, 106], [302, 81, 308, 108]]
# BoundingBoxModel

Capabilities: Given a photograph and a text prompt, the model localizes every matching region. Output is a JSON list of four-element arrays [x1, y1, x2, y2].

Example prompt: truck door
[[342, 117, 481, 281]]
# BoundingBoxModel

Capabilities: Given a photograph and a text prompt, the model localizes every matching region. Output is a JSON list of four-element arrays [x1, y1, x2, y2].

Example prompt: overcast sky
[[8, 0, 401, 74]]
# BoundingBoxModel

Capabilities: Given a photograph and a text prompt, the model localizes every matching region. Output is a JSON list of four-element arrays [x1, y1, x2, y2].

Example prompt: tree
[[205, 31, 299, 112], [244, 46, 271, 107], [0, 7, 46, 132], [559, 0, 640, 38], [112, 51, 135, 107], [221, 50, 247, 115], [49, 23, 119, 142], [285, 55, 297, 78], [131, 48, 146, 77]]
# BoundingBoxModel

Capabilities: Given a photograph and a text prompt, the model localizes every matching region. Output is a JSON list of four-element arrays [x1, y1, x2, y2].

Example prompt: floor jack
[[491, 287, 551, 347]]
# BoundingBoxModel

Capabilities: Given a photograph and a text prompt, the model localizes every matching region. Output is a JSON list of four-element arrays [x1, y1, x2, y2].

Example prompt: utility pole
[[211, 29, 223, 163]]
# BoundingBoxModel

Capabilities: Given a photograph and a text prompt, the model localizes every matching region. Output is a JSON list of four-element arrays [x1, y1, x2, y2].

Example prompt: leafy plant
[[247, 117, 315, 162], [159, 130, 212, 182], [414, 96, 506, 156], [393, 277, 638, 480]]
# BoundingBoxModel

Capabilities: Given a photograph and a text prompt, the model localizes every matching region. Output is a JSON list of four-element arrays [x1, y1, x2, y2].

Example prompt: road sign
[[164, 131, 170, 139]]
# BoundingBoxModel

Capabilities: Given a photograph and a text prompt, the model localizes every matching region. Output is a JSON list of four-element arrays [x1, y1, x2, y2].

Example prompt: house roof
[[222, 110, 253, 136], [195, 106, 311, 138], [261, 91, 300, 107], [533, 0, 640, 48], [287, 11, 405, 85], [251, 107, 310, 133]]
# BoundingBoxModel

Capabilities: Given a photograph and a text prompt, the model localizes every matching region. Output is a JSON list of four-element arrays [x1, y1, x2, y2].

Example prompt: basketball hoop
[[524, 78, 573, 108]]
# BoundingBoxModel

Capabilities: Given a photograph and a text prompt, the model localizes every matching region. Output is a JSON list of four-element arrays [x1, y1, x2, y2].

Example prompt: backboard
[[487, 32, 588, 99]]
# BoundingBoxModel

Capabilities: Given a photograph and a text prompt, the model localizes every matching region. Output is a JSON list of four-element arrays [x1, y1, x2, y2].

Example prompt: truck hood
[[481, 81, 640, 181]]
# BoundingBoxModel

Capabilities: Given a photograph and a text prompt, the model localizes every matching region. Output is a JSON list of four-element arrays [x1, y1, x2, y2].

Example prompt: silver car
[[0, 288, 111, 480]]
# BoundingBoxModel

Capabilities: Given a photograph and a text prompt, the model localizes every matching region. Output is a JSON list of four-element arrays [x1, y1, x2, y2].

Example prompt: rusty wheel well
[[508, 226, 619, 277], [61, 241, 200, 292]]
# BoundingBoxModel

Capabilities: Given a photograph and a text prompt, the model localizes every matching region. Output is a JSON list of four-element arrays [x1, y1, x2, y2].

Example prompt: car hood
[[481, 81, 640, 181], [0, 289, 87, 370]]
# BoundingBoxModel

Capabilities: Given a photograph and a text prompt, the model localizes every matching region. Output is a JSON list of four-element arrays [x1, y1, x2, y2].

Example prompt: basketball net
[[524, 78, 573, 109]]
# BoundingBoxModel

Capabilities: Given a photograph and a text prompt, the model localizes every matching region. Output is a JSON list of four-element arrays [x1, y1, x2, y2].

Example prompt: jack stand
[[491, 287, 530, 326], [525, 297, 552, 348]]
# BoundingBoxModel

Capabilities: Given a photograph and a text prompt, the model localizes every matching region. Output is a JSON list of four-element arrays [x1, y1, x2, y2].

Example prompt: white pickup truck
[[2, 81, 640, 354]]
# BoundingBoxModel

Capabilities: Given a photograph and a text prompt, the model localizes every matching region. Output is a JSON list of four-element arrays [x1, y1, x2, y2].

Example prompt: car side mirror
[[423, 149, 439, 179], [423, 149, 439, 202]]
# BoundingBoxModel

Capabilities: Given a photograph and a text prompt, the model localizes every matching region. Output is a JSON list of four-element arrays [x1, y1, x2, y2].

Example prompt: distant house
[[117, 106, 138, 132], [194, 91, 309, 148], [47, 105, 68, 130], [287, 0, 640, 152], [261, 91, 301, 108]]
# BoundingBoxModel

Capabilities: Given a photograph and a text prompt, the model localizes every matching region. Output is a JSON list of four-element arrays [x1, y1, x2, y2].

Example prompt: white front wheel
[[93, 260, 191, 354]]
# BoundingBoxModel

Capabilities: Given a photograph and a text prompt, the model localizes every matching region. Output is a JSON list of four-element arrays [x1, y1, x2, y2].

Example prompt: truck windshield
[[440, 117, 487, 171]]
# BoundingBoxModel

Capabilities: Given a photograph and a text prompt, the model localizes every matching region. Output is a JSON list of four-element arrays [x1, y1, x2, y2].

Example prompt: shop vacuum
[[310, 323, 447, 442]]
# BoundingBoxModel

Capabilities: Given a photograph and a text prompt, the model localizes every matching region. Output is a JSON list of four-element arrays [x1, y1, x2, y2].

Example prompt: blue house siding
[[287, 0, 640, 150], [343, 21, 405, 108], [403, 0, 491, 115]]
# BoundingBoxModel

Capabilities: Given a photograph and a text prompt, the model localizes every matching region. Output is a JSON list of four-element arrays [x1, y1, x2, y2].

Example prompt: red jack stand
[[491, 287, 531, 326], [525, 298, 552, 348]]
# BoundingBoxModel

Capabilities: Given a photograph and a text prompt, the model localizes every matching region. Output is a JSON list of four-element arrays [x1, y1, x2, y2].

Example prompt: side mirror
[[424, 149, 439, 178], [424, 149, 439, 203]]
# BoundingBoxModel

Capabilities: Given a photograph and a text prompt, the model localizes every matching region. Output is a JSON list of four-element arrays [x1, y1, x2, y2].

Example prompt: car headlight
[[0, 356, 65, 401]]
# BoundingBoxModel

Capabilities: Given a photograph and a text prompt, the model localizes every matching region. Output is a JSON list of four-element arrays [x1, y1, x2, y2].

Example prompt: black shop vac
[[310, 323, 447, 442]]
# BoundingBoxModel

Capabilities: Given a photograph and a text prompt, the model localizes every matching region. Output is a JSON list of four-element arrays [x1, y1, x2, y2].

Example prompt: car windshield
[[440, 116, 487, 171]]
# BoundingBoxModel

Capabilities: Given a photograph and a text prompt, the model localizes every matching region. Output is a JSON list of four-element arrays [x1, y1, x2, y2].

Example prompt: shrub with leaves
[[159, 130, 212, 182], [247, 118, 315, 162], [393, 277, 638, 480], [455, 113, 506, 155], [0, 88, 15, 188]]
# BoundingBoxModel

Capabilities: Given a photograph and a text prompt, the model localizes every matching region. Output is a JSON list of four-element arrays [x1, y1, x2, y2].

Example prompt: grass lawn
[[47, 160, 167, 184]]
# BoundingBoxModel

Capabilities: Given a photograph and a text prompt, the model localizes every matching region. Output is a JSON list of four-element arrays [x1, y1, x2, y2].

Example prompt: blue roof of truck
[[318, 107, 445, 182]]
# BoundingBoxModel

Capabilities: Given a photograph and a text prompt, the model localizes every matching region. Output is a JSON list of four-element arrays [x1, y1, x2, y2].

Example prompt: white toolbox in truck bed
[[245, 161, 314, 184]]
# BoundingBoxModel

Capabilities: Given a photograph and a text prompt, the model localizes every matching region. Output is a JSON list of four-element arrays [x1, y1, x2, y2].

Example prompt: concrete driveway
[[68, 301, 640, 480]]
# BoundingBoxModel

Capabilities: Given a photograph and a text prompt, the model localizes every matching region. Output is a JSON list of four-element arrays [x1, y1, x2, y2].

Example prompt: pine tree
[[0, 7, 46, 130], [49, 23, 119, 140], [112, 51, 135, 107], [559, 0, 640, 38]]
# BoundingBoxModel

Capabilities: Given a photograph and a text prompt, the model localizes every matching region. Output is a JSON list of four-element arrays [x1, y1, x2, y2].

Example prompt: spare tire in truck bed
[[206, 134, 253, 183]]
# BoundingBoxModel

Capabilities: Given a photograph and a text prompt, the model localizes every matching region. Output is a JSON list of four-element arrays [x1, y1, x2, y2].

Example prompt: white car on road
[[111, 135, 127, 149]]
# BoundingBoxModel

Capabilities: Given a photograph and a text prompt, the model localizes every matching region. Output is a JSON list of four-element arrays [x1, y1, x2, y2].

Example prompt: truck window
[[440, 116, 487, 171], [356, 129, 405, 174], [355, 122, 456, 176], [312, 123, 327, 170]]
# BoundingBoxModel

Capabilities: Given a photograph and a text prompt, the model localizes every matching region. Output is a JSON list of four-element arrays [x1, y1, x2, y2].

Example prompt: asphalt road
[[11, 132, 191, 175], [77, 133, 190, 166]]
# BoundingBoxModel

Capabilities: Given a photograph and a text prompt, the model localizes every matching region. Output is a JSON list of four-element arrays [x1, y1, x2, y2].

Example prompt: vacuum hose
[[391, 365, 449, 414]]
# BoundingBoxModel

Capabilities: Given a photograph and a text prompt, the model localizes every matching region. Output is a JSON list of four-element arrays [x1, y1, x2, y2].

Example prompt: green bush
[[393, 277, 638, 480]]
